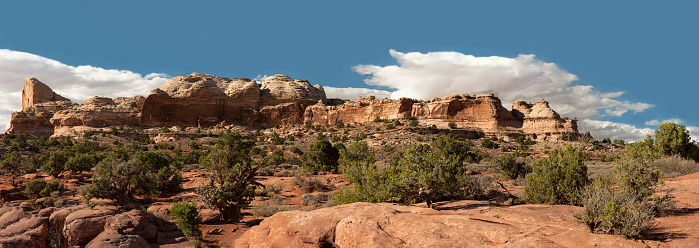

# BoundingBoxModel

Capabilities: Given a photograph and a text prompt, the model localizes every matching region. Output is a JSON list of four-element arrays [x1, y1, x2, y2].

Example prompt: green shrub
[[410, 120, 418, 127], [653, 123, 691, 157], [303, 140, 339, 172], [448, 122, 456, 129], [84, 151, 181, 204], [496, 153, 529, 180], [197, 132, 258, 221], [525, 145, 589, 205], [25, 179, 47, 198], [170, 201, 202, 240], [290, 146, 303, 155], [575, 179, 656, 239], [0, 151, 25, 186], [43, 151, 69, 177], [481, 139, 499, 149], [41, 181, 65, 198], [335, 120, 345, 128], [26, 154, 47, 173], [64, 153, 99, 173], [270, 133, 285, 145], [387, 143, 462, 208]]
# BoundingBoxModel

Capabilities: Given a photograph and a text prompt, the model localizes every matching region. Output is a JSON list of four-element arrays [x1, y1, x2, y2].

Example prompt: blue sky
[[0, 1, 697, 141]]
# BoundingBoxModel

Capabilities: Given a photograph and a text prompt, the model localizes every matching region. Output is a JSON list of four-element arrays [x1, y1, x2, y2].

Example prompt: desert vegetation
[[0, 120, 697, 246]]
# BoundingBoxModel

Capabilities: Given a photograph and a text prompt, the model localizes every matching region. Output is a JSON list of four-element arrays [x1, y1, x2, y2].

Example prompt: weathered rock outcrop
[[50, 96, 143, 128], [141, 73, 324, 127], [21, 77, 75, 113], [0, 204, 185, 248], [234, 202, 649, 248], [7, 73, 577, 140]]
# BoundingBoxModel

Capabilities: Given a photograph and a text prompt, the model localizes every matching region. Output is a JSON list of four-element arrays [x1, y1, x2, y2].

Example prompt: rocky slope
[[7, 73, 577, 140], [234, 172, 699, 248], [0, 204, 187, 248]]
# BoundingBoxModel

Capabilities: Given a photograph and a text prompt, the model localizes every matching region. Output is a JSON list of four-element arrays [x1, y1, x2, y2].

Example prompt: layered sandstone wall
[[6, 73, 578, 140]]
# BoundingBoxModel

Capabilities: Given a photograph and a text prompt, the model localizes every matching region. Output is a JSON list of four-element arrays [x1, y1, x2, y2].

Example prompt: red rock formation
[[50, 96, 143, 128], [21, 77, 75, 112], [234, 202, 648, 248], [7, 73, 578, 140], [141, 73, 324, 127]]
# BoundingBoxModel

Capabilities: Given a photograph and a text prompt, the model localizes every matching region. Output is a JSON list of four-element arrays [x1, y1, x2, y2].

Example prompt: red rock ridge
[[7, 73, 577, 140]]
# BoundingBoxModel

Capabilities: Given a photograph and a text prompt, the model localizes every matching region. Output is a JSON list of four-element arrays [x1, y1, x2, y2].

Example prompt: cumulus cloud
[[645, 118, 683, 126], [323, 86, 392, 100], [686, 126, 699, 142], [0, 49, 169, 132], [351, 49, 662, 142], [353, 49, 653, 121], [579, 120, 654, 142]]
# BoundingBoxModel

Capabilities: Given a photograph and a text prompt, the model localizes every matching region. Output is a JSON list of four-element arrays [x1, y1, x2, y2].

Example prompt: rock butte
[[7, 73, 578, 140]]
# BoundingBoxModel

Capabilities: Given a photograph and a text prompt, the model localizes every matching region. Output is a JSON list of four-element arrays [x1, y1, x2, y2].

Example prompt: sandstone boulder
[[85, 232, 150, 248], [234, 202, 647, 248], [63, 207, 117, 244]]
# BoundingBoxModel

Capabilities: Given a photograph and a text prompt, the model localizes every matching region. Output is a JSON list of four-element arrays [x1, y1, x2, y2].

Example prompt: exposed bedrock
[[7, 73, 577, 140]]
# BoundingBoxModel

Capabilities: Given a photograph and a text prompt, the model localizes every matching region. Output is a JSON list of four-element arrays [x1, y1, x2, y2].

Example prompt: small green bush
[[448, 122, 457, 129], [270, 133, 285, 145], [197, 132, 258, 221], [43, 151, 69, 177], [496, 153, 529, 180], [525, 145, 589, 205], [1, 151, 25, 186], [303, 140, 340, 172], [170, 201, 202, 240], [25, 179, 48, 198], [481, 139, 499, 149], [575, 179, 656, 239]]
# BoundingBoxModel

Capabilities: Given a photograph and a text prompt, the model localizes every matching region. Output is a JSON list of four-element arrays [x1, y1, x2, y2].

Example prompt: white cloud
[[645, 118, 683, 126], [353, 49, 653, 120], [0, 49, 169, 132], [645, 119, 660, 126], [323, 86, 392, 100], [686, 126, 699, 142], [579, 119, 654, 142], [253, 75, 269, 82]]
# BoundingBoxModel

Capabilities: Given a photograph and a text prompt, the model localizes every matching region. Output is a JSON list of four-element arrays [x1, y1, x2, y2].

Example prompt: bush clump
[[481, 139, 499, 149], [653, 154, 699, 178], [170, 201, 202, 241], [575, 139, 676, 239], [197, 132, 259, 221], [252, 195, 297, 219], [25, 179, 65, 199], [496, 153, 529, 180], [525, 145, 589, 205], [84, 151, 181, 204], [303, 140, 340, 172]]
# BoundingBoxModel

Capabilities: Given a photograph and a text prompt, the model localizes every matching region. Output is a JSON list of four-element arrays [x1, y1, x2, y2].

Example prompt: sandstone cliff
[[7, 73, 577, 140]]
